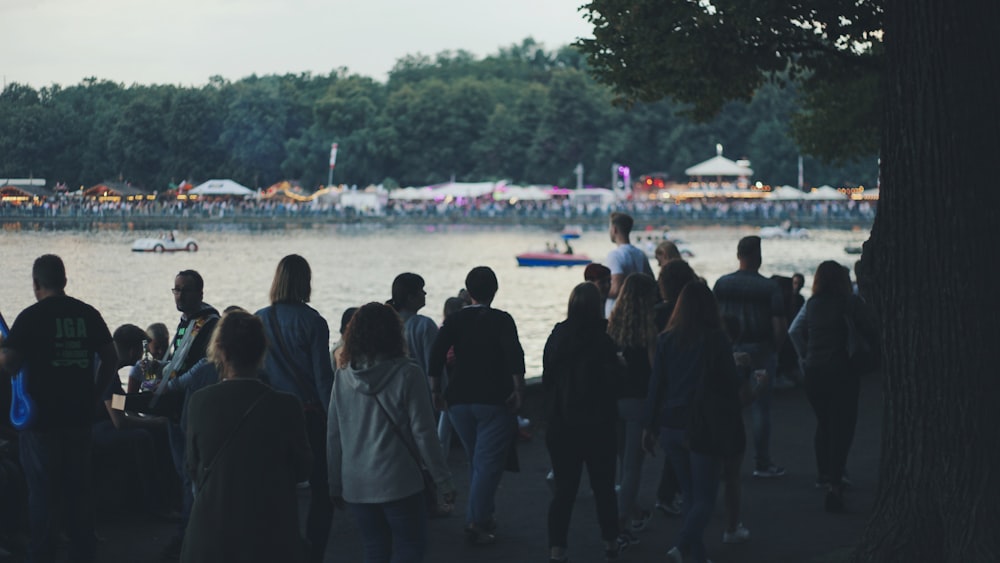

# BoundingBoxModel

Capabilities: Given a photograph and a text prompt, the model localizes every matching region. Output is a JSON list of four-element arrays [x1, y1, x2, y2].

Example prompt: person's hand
[[442, 490, 457, 505], [642, 429, 658, 456], [431, 391, 448, 412], [753, 369, 769, 387], [733, 352, 752, 367], [331, 496, 347, 510], [505, 388, 523, 412]]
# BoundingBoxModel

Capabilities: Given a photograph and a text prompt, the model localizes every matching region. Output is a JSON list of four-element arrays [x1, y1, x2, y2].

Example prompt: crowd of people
[[0, 194, 876, 226], [0, 210, 879, 563]]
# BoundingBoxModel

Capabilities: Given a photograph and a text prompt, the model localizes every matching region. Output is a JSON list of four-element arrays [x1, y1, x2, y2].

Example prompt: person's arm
[[770, 282, 788, 348], [94, 341, 118, 403], [0, 347, 21, 379], [286, 395, 313, 483], [418, 318, 439, 379], [427, 319, 453, 408], [608, 273, 627, 300], [501, 313, 527, 411], [787, 304, 808, 360], [326, 382, 344, 502], [405, 363, 455, 497], [311, 318, 335, 410]]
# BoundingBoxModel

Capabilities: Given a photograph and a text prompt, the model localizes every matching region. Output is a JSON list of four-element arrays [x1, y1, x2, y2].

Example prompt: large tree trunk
[[853, 0, 1000, 561]]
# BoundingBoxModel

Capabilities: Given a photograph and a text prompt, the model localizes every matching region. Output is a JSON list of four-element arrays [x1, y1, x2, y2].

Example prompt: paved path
[[4, 373, 882, 563]]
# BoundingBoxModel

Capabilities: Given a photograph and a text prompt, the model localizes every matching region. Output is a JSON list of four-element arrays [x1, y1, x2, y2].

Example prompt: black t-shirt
[[4, 295, 113, 430], [713, 271, 784, 346], [429, 305, 525, 406]]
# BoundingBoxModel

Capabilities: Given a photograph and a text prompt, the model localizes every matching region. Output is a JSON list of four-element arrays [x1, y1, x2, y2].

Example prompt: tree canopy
[[0, 38, 875, 191]]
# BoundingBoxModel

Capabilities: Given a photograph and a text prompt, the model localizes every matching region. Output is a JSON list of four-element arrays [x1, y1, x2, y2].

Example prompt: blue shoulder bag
[[0, 311, 37, 430]]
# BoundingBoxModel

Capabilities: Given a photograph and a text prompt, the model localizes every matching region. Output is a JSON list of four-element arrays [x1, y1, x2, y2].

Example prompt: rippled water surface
[[0, 224, 869, 376]]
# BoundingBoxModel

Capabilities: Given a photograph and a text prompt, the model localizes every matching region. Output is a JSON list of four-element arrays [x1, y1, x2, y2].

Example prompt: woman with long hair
[[255, 254, 335, 562], [543, 282, 624, 562], [183, 311, 312, 563], [607, 273, 660, 540], [642, 282, 745, 563], [788, 261, 876, 512], [327, 302, 455, 563]]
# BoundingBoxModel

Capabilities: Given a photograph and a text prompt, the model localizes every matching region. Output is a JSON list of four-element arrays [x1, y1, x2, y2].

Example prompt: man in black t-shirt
[[428, 266, 526, 545], [713, 237, 788, 478], [0, 254, 117, 563]]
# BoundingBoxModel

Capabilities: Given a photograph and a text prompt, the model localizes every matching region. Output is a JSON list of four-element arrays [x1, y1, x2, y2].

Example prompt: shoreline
[[0, 213, 873, 232]]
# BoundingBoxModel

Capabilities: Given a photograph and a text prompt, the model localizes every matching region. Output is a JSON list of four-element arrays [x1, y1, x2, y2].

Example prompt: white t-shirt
[[605, 243, 654, 316]]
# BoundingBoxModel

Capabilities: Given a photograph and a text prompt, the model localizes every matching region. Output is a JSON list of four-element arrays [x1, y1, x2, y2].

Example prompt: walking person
[[713, 236, 787, 478], [182, 310, 312, 562], [542, 283, 624, 562], [643, 282, 745, 563], [0, 254, 118, 563], [327, 302, 455, 563], [428, 266, 526, 545], [255, 254, 336, 562], [607, 273, 660, 542], [788, 261, 877, 512]]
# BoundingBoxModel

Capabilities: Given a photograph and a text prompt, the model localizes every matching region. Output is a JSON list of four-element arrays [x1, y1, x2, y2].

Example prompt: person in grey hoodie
[[327, 302, 456, 563]]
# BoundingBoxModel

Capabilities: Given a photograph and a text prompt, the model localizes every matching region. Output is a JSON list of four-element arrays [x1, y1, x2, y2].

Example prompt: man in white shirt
[[605, 212, 655, 317]]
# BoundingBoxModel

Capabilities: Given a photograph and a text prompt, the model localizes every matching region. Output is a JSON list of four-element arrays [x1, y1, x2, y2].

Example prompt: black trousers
[[545, 422, 618, 548], [804, 365, 860, 487]]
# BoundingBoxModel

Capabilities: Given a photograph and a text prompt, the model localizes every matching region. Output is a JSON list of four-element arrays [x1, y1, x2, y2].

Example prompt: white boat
[[132, 232, 199, 253], [760, 223, 810, 239]]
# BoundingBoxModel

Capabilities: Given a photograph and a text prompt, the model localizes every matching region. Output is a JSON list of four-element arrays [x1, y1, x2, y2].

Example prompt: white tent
[[806, 185, 848, 200], [388, 187, 437, 201], [189, 179, 254, 196], [494, 185, 552, 201], [432, 181, 499, 199], [765, 186, 807, 200], [684, 155, 754, 177], [568, 187, 617, 207]]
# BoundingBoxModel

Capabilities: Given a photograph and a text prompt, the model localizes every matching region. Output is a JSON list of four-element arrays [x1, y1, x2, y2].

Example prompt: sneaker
[[464, 526, 496, 546], [546, 470, 556, 495], [606, 534, 631, 561], [655, 498, 682, 516], [752, 465, 786, 478], [629, 509, 652, 532], [722, 523, 751, 543], [617, 530, 639, 547], [666, 547, 684, 563]]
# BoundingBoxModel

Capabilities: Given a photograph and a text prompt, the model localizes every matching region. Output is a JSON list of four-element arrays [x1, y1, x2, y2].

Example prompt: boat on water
[[516, 252, 592, 267], [759, 222, 810, 239], [845, 246, 863, 255], [132, 231, 199, 253], [559, 225, 583, 239], [517, 235, 591, 267]]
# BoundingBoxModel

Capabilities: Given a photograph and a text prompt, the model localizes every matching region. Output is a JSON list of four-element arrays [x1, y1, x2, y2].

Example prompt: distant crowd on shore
[[0, 211, 879, 563], [0, 195, 876, 225]]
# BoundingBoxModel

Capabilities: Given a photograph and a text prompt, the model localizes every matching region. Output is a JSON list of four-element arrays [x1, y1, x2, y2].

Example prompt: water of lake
[[0, 224, 869, 377]]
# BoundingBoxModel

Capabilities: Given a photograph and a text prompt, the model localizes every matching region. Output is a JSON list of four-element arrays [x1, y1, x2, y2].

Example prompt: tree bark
[[854, 0, 1000, 561]]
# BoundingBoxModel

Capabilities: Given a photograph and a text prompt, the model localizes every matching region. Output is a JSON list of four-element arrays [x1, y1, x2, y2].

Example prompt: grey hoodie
[[327, 356, 454, 503]]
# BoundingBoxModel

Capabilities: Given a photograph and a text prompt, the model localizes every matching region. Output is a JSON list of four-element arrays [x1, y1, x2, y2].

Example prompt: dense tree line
[[0, 39, 876, 192]]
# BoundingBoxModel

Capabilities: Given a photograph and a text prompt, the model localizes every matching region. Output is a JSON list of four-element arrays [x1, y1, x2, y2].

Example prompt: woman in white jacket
[[327, 302, 456, 563]]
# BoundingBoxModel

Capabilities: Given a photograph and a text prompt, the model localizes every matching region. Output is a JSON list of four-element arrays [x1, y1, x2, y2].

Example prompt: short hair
[[339, 307, 358, 335], [443, 297, 465, 318], [146, 322, 170, 348], [812, 261, 852, 297], [390, 273, 425, 311], [465, 266, 498, 304], [33, 254, 66, 291], [208, 310, 267, 375], [566, 282, 603, 321], [583, 263, 611, 282], [176, 270, 204, 292], [655, 241, 681, 263], [113, 324, 148, 357], [340, 302, 406, 366], [610, 212, 634, 235], [658, 260, 698, 303], [737, 236, 762, 259], [269, 255, 311, 304]]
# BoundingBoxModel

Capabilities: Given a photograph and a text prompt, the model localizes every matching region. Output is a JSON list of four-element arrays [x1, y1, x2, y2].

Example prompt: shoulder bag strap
[[265, 306, 323, 411], [371, 392, 426, 470], [199, 389, 270, 487]]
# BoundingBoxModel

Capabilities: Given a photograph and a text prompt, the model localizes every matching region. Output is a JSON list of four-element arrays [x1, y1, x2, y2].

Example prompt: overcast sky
[[2, 0, 594, 88]]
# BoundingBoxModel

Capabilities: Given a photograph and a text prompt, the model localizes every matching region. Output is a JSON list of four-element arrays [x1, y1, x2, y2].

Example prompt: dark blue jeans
[[19, 427, 96, 563], [447, 403, 514, 529], [661, 428, 720, 563], [347, 492, 427, 563]]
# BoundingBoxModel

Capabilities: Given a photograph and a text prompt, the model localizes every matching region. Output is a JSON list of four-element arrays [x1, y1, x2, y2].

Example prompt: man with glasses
[[161, 270, 220, 559]]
